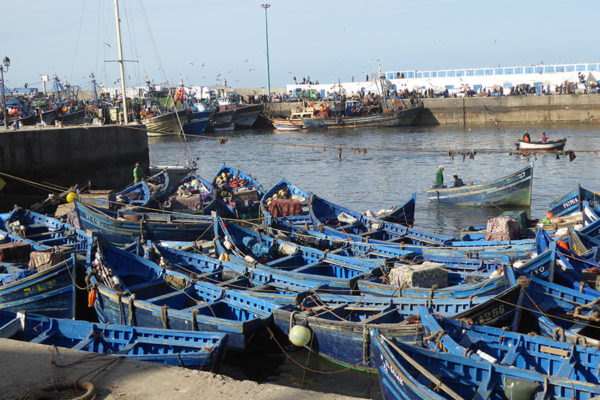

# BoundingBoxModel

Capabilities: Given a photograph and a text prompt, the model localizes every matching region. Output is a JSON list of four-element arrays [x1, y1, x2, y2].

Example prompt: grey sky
[[2, 0, 598, 90]]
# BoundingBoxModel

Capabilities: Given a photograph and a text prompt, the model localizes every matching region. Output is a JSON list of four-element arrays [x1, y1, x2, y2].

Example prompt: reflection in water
[[149, 125, 599, 235]]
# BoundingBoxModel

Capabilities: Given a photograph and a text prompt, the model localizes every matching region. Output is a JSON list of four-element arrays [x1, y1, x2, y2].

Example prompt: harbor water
[[147, 124, 599, 398], [149, 125, 599, 236]]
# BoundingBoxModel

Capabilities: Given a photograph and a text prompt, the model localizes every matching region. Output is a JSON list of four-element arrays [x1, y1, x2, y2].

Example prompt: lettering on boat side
[[473, 304, 506, 325], [380, 354, 404, 386]]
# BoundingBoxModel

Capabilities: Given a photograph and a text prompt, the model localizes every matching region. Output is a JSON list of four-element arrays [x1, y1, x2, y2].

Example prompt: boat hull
[[144, 110, 188, 136], [183, 110, 211, 134], [301, 104, 422, 130], [232, 104, 264, 128], [0, 258, 78, 318], [426, 163, 533, 206], [516, 138, 566, 151]]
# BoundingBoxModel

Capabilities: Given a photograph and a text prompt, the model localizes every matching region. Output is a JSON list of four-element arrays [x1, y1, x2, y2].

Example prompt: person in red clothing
[[542, 132, 548, 143]]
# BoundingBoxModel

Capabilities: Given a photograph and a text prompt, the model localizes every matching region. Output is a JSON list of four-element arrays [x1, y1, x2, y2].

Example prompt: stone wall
[[0, 125, 149, 193]]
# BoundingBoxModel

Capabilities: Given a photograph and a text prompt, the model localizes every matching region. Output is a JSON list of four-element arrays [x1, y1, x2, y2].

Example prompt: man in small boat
[[542, 132, 548, 143], [452, 174, 465, 187], [433, 165, 445, 188], [133, 162, 144, 183], [523, 131, 531, 143]]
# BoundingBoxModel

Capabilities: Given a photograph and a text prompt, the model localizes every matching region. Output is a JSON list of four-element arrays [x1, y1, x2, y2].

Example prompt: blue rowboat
[[261, 179, 416, 226], [89, 243, 274, 352], [213, 218, 384, 291], [548, 186, 600, 218], [73, 200, 213, 244], [146, 170, 170, 204], [1, 207, 92, 255], [183, 106, 211, 134], [0, 254, 79, 318], [0, 310, 228, 370], [370, 329, 600, 400], [108, 181, 151, 209], [273, 283, 524, 372], [150, 242, 329, 300], [212, 164, 265, 219], [419, 308, 600, 383], [426, 162, 533, 207], [160, 173, 217, 214]]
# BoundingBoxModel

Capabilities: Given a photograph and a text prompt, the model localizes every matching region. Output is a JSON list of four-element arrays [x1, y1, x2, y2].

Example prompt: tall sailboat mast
[[113, 0, 128, 123]]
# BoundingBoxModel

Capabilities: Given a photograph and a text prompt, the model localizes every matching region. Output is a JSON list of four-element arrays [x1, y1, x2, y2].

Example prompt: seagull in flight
[[249, 68, 254, 72], [104, 42, 111, 47], [201, 63, 205, 67], [242, 58, 249, 62]]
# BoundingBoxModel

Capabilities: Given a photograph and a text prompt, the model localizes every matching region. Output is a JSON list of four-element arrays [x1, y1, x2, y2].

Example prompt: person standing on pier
[[434, 165, 445, 188], [133, 162, 144, 183]]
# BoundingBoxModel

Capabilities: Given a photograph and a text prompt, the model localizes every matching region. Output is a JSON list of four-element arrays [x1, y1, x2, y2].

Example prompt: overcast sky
[[2, 0, 598, 90]]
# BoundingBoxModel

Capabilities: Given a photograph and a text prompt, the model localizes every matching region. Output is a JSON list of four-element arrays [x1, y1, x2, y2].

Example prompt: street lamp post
[[261, 4, 271, 99], [1, 56, 10, 129]]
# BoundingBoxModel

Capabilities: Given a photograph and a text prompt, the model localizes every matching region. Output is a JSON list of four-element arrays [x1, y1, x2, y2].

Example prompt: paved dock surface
[[0, 339, 366, 400]]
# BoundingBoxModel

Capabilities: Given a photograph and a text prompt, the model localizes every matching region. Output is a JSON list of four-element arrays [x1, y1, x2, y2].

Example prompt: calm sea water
[[149, 124, 599, 235]]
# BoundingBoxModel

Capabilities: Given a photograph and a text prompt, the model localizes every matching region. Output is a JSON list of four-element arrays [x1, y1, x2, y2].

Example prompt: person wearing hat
[[434, 165, 445, 188], [452, 174, 464, 187], [133, 162, 144, 183]]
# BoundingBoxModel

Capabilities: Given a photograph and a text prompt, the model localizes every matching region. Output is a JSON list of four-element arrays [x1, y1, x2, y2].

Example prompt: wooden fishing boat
[[370, 329, 600, 400], [161, 173, 217, 214], [59, 109, 87, 125], [183, 105, 211, 134], [146, 170, 170, 204], [213, 218, 383, 292], [516, 138, 566, 151], [548, 185, 600, 218], [231, 104, 264, 128], [41, 109, 58, 125], [273, 284, 523, 372], [89, 244, 274, 352], [73, 200, 213, 244], [261, 179, 416, 226], [302, 103, 423, 130], [108, 181, 151, 209], [426, 162, 533, 207], [271, 110, 315, 131], [207, 109, 235, 131], [144, 110, 188, 136], [0, 310, 228, 370], [212, 164, 265, 219], [419, 308, 600, 383]]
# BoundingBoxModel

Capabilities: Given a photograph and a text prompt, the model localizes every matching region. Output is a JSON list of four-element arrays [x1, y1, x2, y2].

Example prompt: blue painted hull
[[426, 162, 533, 206], [74, 200, 213, 244], [0, 310, 228, 370], [549, 186, 600, 217], [90, 244, 275, 352], [183, 111, 211, 134], [0, 257, 78, 318], [212, 164, 265, 219]]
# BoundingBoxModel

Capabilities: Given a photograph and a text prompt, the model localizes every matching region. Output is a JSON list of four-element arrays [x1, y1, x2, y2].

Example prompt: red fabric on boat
[[268, 199, 303, 218]]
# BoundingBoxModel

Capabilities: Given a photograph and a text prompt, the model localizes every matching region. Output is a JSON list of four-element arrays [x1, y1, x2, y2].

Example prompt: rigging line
[[136, 0, 193, 163], [70, 0, 88, 83]]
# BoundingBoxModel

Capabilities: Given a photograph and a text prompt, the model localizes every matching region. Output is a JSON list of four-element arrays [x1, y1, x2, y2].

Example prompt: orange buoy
[[546, 212, 553, 219], [557, 240, 569, 251], [88, 289, 97, 307]]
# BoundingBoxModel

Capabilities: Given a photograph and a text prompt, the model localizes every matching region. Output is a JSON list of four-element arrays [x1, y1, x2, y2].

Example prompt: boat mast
[[113, 0, 128, 123]]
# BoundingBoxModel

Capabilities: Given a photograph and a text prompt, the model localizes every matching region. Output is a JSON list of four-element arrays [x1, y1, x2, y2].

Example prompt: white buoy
[[289, 325, 311, 347]]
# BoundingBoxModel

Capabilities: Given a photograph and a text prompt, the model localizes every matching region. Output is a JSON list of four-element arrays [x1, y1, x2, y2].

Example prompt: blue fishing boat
[[548, 186, 600, 218], [261, 179, 416, 226], [419, 308, 600, 383], [213, 218, 384, 291], [212, 164, 265, 219], [108, 180, 151, 209], [273, 284, 524, 372], [74, 200, 213, 244], [0, 310, 228, 370], [183, 104, 211, 134], [160, 173, 217, 214], [89, 243, 275, 352], [426, 162, 533, 207], [370, 329, 600, 400]]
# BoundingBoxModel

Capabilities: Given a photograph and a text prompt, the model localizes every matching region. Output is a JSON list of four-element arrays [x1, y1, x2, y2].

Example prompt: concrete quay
[[0, 338, 362, 400], [0, 124, 149, 200], [267, 94, 600, 126]]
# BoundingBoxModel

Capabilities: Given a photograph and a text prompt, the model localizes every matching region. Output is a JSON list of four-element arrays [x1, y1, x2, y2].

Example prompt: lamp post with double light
[[1, 56, 10, 129]]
